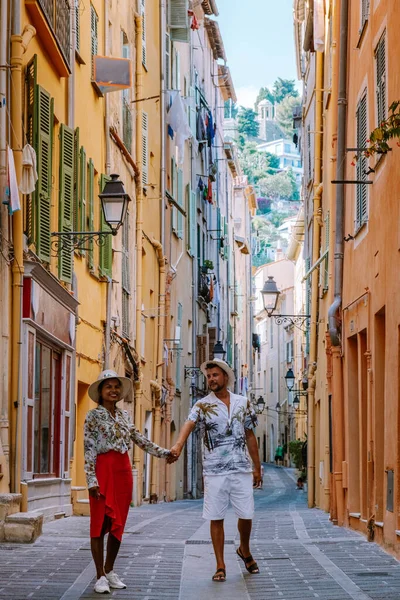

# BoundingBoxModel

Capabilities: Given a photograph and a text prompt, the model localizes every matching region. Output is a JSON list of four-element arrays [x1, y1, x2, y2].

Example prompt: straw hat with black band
[[88, 370, 132, 403], [200, 359, 235, 389]]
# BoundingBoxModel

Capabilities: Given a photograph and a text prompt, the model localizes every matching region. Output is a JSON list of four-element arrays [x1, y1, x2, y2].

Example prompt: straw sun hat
[[200, 359, 235, 389], [88, 369, 132, 403]]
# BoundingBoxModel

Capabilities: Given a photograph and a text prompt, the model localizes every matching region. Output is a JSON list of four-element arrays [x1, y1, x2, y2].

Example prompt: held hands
[[166, 443, 183, 464], [253, 468, 263, 489]]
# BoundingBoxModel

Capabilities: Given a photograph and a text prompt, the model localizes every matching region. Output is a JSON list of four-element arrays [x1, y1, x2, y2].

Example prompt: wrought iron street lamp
[[213, 340, 226, 361], [51, 173, 130, 252], [293, 395, 300, 410], [284, 367, 295, 391], [256, 395, 266, 414], [184, 366, 202, 379], [260, 275, 310, 331]]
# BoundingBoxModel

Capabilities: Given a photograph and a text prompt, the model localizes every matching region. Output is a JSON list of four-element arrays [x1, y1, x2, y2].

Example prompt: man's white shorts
[[203, 472, 254, 520]]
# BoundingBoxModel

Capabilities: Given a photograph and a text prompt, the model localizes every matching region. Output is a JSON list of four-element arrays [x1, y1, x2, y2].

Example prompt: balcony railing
[[38, 0, 71, 68]]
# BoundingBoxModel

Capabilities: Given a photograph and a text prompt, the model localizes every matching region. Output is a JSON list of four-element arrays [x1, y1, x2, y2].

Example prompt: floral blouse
[[84, 406, 170, 489], [187, 392, 258, 476]]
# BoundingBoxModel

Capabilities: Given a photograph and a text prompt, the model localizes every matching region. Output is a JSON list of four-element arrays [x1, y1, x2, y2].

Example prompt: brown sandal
[[236, 547, 259, 574], [212, 568, 226, 582]]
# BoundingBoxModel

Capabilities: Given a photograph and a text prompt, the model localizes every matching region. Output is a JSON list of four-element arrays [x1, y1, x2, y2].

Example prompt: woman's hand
[[167, 443, 182, 464], [88, 485, 101, 499]]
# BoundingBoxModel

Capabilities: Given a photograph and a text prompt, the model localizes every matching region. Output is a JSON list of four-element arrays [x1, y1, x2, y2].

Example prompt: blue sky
[[216, 0, 299, 108]]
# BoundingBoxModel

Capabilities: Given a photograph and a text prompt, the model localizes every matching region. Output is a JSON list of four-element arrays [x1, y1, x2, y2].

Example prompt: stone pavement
[[1, 465, 400, 599]]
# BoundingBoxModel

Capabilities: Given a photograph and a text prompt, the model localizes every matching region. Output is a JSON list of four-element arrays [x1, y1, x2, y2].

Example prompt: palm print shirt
[[84, 406, 170, 488], [187, 392, 258, 476]]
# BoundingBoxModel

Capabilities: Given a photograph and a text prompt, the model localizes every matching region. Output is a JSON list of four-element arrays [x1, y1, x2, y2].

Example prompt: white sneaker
[[105, 570, 127, 589], [94, 576, 110, 594]]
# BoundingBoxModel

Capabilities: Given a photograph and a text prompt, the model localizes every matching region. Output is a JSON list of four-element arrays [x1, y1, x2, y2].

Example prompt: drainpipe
[[0, 0, 10, 489], [327, 0, 349, 526], [148, 236, 166, 501], [133, 11, 144, 506], [9, 20, 36, 492], [307, 45, 324, 508]]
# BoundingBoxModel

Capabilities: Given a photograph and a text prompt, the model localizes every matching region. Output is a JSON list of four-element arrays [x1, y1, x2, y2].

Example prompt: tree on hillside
[[276, 95, 302, 137], [224, 99, 238, 119], [254, 87, 275, 112], [272, 78, 299, 104], [259, 169, 299, 201], [237, 107, 259, 139], [238, 142, 280, 183]]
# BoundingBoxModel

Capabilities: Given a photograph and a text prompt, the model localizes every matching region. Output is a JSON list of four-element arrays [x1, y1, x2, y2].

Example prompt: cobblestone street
[[1, 465, 400, 600]]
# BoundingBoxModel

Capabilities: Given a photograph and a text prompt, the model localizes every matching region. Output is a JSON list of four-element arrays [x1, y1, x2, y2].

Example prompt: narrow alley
[[1, 465, 400, 600]]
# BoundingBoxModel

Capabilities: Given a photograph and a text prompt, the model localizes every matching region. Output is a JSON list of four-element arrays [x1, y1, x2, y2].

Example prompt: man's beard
[[209, 382, 224, 392]]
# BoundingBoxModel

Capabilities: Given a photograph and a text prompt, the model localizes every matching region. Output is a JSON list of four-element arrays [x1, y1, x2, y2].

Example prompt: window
[[58, 124, 74, 283], [270, 319, 274, 348], [141, 111, 149, 185], [122, 33, 132, 153], [168, 0, 190, 43], [90, 4, 98, 75], [360, 0, 370, 31], [75, 0, 80, 54], [284, 143, 291, 153], [87, 159, 95, 269], [307, 124, 312, 181], [375, 32, 386, 126], [165, 33, 171, 89], [175, 303, 183, 391], [186, 184, 196, 255], [99, 175, 112, 277], [286, 340, 294, 364], [140, 0, 146, 67], [172, 46, 181, 91], [26, 56, 54, 262], [356, 92, 368, 230], [121, 213, 130, 339], [33, 341, 65, 476], [270, 367, 273, 393]]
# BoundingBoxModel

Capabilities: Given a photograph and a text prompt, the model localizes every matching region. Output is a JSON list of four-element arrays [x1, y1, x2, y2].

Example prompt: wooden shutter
[[99, 174, 112, 277], [90, 3, 98, 77], [208, 327, 217, 359], [189, 86, 196, 135], [175, 303, 183, 390], [356, 92, 368, 229], [361, 0, 370, 28], [25, 55, 37, 243], [121, 214, 130, 339], [187, 184, 196, 255], [141, 110, 148, 185], [75, 0, 80, 53], [177, 168, 183, 239], [196, 334, 209, 367], [165, 33, 171, 89], [169, 0, 190, 43], [58, 124, 74, 283], [36, 86, 53, 263], [305, 257, 311, 355], [79, 146, 87, 241], [87, 159, 94, 269], [73, 128, 80, 232], [375, 32, 386, 126], [323, 211, 330, 291], [141, 0, 146, 67]]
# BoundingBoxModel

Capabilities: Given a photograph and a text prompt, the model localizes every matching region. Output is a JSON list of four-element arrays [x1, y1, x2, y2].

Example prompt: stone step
[[4, 511, 43, 543]]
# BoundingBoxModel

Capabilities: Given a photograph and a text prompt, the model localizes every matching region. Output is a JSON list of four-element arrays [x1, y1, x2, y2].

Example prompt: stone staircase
[[0, 494, 43, 543]]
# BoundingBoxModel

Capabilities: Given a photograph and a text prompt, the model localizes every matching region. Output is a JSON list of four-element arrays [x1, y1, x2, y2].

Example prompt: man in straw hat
[[170, 359, 262, 583]]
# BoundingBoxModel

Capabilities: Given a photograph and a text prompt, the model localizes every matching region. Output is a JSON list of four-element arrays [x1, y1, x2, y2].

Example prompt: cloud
[[235, 85, 260, 109]]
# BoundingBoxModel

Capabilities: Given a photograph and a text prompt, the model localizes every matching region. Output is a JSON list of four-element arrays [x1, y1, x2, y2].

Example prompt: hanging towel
[[7, 146, 20, 213], [20, 143, 38, 194], [213, 277, 220, 305], [166, 90, 193, 164]]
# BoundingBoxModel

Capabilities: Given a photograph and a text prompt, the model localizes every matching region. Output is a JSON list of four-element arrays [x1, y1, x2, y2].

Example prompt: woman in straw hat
[[84, 369, 173, 594]]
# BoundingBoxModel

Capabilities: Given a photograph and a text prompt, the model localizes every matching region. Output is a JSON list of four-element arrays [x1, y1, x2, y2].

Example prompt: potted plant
[[202, 259, 214, 273]]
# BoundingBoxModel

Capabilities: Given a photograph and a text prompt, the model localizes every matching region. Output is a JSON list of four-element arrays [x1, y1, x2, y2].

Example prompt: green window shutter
[[87, 159, 94, 269], [79, 146, 87, 233], [26, 55, 38, 243], [121, 214, 130, 338], [90, 3, 98, 77], [36, 86, 53, 263], [141, 0, 146, 67], [375, 33, 386, 125], [175, 302, 183, 390], [141, 111, 148, 185], [99, 174, 112, 277], [165, 33, 170, 89], [171, 157, 178, 234], [73, 128, 79, 232], [177, 168, 183, 239], [187, 184, 196, 255], [58, 124, 74, 283], [356, 92, 368, 229]]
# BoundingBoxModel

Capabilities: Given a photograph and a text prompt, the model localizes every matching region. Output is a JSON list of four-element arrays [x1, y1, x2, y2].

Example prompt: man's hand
[[89, 485, 101, 499], [167, 443, 183, 464], [253, 468, 263, 489]]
